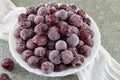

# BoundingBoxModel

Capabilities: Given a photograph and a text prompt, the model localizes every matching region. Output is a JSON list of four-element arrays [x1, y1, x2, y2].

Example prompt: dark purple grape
[[36, 3, 45, 10], [69, 4, 77, 10], [32, 34, 47, 46], [26, 39, 37, 50], [55, 9, 68, 20], [22, 50, 33, 61], [83, 17, 91, 26], [20, 28, 34, 40], [1, 58, 14, 71], [59, 4, 67, 10], [34, 47, 46, 57], [14, 27, 22, 39], [69, 26, 79, 35], [27, 14, 36, 22], [69, 14, 83, 27], [49, 50, 61, 64], [34, 23, 48, 34], [47, 15, 59, 26], [60, 23, 72, 36], [72, 54, 85, 67], [41, 61, 54, 74], [67, 34, 79, 47], [49, 6, 57, 14], [54, 64, 66, 72], [47, 40, 55, 50], [77, 9, 86, 18], [34, 15, 44, 25], [20, 19, 31, 29], [55, 40, 67, 51], [18, 13, 27, 22], [26, 7, 36, 15], [66, 6, 76, 13], [27, 56, 40, 68], [61, 50, 74, 64], [37, 6, 50, 16], [84, 38, 94, 47], [80, 29, 93, 40], [17, 38, 25, 44], [0, 73, 10, 80], [48, 26, 60, 41], [77, 40, 84, 48], [79, 45, 91, 57], [16, 43, 26, 53], [47, 1, 58, 9]]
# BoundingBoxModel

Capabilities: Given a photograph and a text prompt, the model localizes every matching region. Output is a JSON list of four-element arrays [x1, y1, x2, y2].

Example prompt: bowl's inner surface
[[9, 7, 101, 77]]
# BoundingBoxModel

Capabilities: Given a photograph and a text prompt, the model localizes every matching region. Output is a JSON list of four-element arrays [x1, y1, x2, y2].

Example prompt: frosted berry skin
[[55, 40, 67, 51], [61, 50, 74, 64], [20, 28, 34, 40], [48, 27, 60, 41], [26, 39, 37, 50], [27, 14, 36, 22], [27, 56, 40, 68], [1, 58, 14, 71], [77, 9, 86, 18], [0, 73, 10, 80], [69, 26, 79, 35], [49, 50, 61, 64], [22, 50, 33, 61], [32, 34, 47, 46], [47, 15, 59, 26], [41, 61, 54, 74], [16, 42, 26, 53], [83, 17, 91, 26], [59, 4, 67, 10], [14, 27, 22, 39], [47, 1, 58, 9], [34, 23, 48, 34], [18, 13, 27, 22], [37, 6, 50, 16], [34, 47, 46, 57], [55, 9, 68, 20], [79, 45, 91, 57], [34, 15, 44, 25], [67, 34, 79, 47], [69, 14, 83, 27], [26, 7, 36, 15], [20, 19, 31, 29], [84, 38, 94, 47], [72, 54, 85, 67]]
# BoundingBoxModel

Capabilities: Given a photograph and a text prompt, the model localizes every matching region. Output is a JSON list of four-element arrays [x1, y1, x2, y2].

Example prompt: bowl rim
[[9, 8, 101, 77]]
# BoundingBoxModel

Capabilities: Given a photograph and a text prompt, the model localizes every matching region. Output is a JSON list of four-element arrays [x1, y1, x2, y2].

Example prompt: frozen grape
[[18, 13, 27, 22], [41, 61, 54, 74], [34, 15, 44, 25], [47, 1, 58, 9], [77, 40, 84, 48], [0, 73, 10, 80], [79, 45, 91, 57], [48, 26, 60, 41], [16, 42, 26, 53], [22, 50, 33, 61], [55, 40, 67, 51], [37, 6, 50, 16], [55, 9, 68, 20], [36, 3, 45, 10], [72, 54, 85, 67], [1, 58, 14, 71], [84, 38, 94, 47], [34, 47, 46, 57], [49, 50, 61, 64], [32, 34, 47, 46], [69, 4, 77, 10], [34, 23, 48, 34], [26, 39, 37, 50], [61, 50, 74, 64], [14, 27, 22, 39], [54, 64, 66, 72], [27, 14, 36, 22], [69, 26, 79, 35], [49, 6, 57, 14], [67, 34, 79, 47], [77, 9, 86, 18], [20, 28, 34, 40], [47, 15, 59, 26], [27, 56, 40, 68], [59, 4, 67, 10], [80, 22, 89, 30], [26, 7, 36, 15], [69, 14, 83, 27], [20, 19, 31, 29]]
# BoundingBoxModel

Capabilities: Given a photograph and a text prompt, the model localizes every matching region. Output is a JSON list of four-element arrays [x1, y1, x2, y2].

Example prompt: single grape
[[84, 38, 94, 47], [47, 1, 58, 9], [77, 9, 86, 18], [34, 15, 44, 25], [16, 43, 26, 53], [83, 17, 91, 26], [14, 27, 22, 39], [37, 6, 50, 16], [47, 15, 59, 26], [18, 13, 27, 22], [20, 19, 31, 29], [69, 26, 79, 35], [22, 50, 33, 61], [55, 40, 67, 51], [59, 4, 67, 10], [0, 73, 10, 80], [26, 7, 36, 15], [26, 39, 37, 50], [27, 14, 36, 22], [34, 47, 46, 57]]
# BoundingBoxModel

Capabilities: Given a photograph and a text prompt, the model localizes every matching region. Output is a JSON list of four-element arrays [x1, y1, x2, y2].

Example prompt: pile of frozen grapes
[[14, 2, 94, 74]]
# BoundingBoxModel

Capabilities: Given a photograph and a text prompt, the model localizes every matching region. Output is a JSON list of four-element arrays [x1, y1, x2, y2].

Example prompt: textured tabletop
[[0, 0, 120, 80]]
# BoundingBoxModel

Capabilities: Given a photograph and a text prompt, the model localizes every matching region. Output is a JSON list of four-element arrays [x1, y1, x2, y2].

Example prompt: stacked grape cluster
[[14, 2, 94, 74]]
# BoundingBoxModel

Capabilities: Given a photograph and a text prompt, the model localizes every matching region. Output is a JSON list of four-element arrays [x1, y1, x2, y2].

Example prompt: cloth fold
[[0, 0, 120, 80]]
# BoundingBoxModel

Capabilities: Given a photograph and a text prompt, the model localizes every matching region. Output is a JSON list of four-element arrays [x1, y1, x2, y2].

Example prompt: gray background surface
[[0, 0, 120, 80]]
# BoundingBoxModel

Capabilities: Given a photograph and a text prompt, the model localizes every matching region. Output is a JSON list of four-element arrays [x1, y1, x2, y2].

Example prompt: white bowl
[[9, 8, 101, 77]]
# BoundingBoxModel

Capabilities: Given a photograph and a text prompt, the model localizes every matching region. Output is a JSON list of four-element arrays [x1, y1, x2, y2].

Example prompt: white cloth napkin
[[0, 0, 120, 80]]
